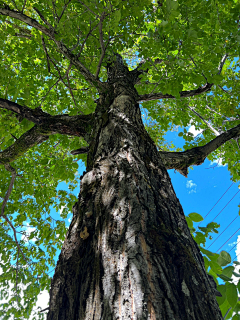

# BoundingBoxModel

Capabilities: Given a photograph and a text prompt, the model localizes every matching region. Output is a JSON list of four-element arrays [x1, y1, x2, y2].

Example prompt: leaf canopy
[[0, 0, 240, 318]]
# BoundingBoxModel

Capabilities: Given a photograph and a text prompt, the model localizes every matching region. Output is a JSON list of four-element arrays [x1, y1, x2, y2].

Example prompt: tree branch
[[159, 123, 240, 177], [137, 54, 228, 102], [0, 4, 105, 91], [33, 6, 55, 30], [0, 109, 93, 165], [0, 98, 92, 129], [70, 146, 89, 155], [187, 106, 220, 136], [1, 164, 17, 215], [0, 164, 30, 266], [95, 13, 106, 78], [0, 98, 49, 124], [137, 83, 213, 102], [0, 125, 49, 165]]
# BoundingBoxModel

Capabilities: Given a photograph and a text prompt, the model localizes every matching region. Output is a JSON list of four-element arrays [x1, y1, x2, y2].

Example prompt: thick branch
[[70, 146, 89, 155], [137, 83, 213, 102], [0, 98, 93, 134], [0, 101, 93, 164], [0, 125, 49, 164], [160, 123, 240, 176], [0, 4, 105, 91], [0, 98, 48, 124]]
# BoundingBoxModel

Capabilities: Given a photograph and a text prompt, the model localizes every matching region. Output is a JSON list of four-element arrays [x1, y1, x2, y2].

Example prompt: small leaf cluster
[[187, 212, 240, 319]]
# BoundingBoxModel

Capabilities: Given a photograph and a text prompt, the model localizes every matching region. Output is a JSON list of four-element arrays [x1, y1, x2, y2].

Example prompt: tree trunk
[[47, 60, 223, 320]]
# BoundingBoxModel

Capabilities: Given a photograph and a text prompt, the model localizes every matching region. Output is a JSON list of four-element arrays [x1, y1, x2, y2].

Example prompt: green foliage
[[0, 0, 240, 318], [187, 212, 240, 318]]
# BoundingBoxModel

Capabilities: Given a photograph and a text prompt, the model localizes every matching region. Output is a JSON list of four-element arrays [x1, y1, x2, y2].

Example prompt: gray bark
[[47, 57, 223, 320]]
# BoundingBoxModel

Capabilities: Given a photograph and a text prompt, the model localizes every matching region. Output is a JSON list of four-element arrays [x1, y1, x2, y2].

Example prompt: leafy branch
[[0, 3, 105, 91], [137, 54, 228, 102], [0, 164, 30, 267]]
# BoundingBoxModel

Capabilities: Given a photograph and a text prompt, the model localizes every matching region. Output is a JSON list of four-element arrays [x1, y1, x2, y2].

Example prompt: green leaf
[[200, 246, 215, 257], [222, 266, 234, 278], [188, 212, 204, 222], [216, 285, 226, 306], [226, 283, 238, 308], [217, 251, 232, 267], [233, 271, 240, 278]]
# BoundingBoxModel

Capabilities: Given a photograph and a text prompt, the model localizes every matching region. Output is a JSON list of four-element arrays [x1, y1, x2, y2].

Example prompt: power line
[[233, 251, 240, 262], [211, 190, 240, 222], [208, 215, 239, 249], [197, 183, 234, 229], [229, 238, 240, 253], [216, 227, 240, 252]]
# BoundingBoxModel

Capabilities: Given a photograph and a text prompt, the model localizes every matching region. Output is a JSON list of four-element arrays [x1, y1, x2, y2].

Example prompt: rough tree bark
[[47, 56, 223, 320]]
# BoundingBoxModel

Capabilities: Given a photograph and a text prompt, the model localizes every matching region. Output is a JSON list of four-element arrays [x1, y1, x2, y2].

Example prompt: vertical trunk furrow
[[47, 80, 223, 320]]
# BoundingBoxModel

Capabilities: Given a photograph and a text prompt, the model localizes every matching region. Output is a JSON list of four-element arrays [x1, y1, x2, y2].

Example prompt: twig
[[15, 250, 19, 305], [1, 164, 17, 216], [14, 33, 32, 39], [218, 85, 231, 94], [38, 63, 73, 107], [76, 19, 99, 58], [218, 54, 228, 74], [38, 78, 61, 107], [41, 36, 51, 73], [77, 0, 99, 17], [21, 0, 27, 13], [58, 0, 72, 22], [51, 0, 59, 21], [70, 27, 82, 51], [33, 7, 54, 31], [0, 165, 30, 267], [66, 71, 79, 109], [189, 55, 208, 82], [187, 106, 220, 136], [39, 307, 50, 313], [95, 13, 106, 78], [10, 0, 19, 10]]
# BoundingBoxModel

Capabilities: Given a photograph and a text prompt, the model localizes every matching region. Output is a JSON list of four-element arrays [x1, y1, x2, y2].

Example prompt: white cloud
[[236, 235, 240, 262], [186, 180, 197, 194], [21, 223, 36, 242], [60, 206, 66, 215], [228, 241, 237, 247], [188, 125, 203, 137], [210, 158, 227, 167], [186, 180, 197, 188], [0, 265, 49, 319], [30, 290, 49, 320], [188, 189, 196, 194]]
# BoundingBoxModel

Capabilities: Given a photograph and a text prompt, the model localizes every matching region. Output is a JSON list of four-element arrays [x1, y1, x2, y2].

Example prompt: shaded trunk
[[47, 61, 223, 320]]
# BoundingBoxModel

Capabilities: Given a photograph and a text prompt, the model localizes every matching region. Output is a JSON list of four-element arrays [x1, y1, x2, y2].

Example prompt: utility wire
[[216, 227, 240, 252], [229, 238, 240, 253], [210, 190, 240, 222], [196, 183, 234, 229], [233, 251, 240, 262], [208, 215, 239, 249]]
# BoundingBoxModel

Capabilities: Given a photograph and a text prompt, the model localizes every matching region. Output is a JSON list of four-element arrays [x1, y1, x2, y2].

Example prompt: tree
[[0, 0, 240, 319]]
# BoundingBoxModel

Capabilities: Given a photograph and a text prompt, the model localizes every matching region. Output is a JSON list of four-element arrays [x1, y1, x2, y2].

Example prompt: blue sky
[[165, 127, 240, 260]]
